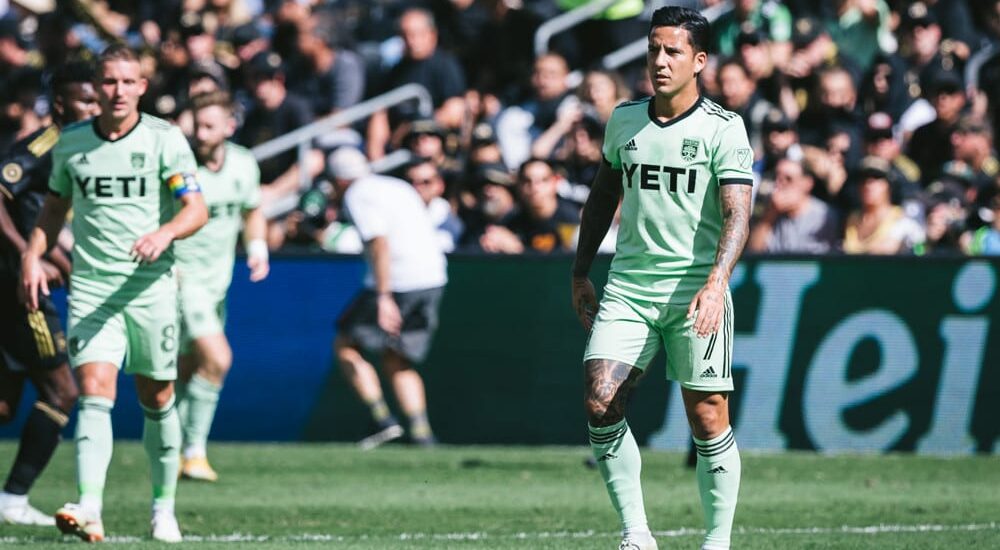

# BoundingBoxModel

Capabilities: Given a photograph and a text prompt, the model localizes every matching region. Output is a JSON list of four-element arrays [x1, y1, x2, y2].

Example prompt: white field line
[[1, 522, 997, 544]]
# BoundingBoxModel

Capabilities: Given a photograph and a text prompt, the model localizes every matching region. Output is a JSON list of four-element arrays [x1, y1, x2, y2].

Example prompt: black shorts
[[0, 279, 68, 374], [336, 286, 444, 364]]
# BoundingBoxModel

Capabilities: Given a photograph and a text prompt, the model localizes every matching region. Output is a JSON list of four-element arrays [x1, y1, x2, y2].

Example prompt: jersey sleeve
[[601, 108, 622, 170], [343, 182, 386, 241], [47, 142, 72, 198], [712, 117, 754, 186], [160, 126, 200, 198], [242, 153, 262, 210]]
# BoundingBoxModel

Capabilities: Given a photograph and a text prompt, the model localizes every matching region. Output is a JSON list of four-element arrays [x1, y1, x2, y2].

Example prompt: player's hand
[[688, 281, 726, 338], [571, 275, 598, 331], [376, 293, 403, 336], [20, 253, 49, 311], [131, 229, 174, 264], [247, 255, 270, 282]]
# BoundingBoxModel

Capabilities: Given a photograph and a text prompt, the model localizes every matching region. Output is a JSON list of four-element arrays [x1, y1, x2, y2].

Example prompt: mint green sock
[[694, 426, 741, 550], [141, 394, 181, 507], [589, 420, 648, 534], [179, 374, 221, 453], [76, 396, 115, 514]]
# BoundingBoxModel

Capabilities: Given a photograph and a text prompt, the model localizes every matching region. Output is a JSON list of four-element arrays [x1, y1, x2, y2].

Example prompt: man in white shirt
[[328, 147, 447, 449]]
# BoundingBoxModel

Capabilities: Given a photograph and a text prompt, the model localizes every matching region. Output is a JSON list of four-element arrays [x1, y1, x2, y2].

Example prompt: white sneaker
[[359, 424, 404, 451], [151, 509, 183, 543], [619, 531, 658, 550], [55, 503, 104, 542], [0, 495, 55, 526]]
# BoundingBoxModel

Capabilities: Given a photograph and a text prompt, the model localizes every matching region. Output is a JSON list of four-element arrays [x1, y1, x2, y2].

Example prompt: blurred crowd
[[2, 0, 1000, 256]]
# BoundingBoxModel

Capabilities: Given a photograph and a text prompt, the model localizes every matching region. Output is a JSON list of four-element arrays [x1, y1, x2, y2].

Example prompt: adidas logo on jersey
[[700, 366, 718, 378], [77, 154, 89, 165], [707, 465, 728, 474], [623, 139, 638, 151], [596, 452, 617, 462]]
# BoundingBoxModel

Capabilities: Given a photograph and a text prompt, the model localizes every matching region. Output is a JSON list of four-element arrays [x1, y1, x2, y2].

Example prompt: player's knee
[[0, 402, 13, 424], [41, 385, 79, 415], [688, 408, 727, 440], [584, 393, 622, 426], [203, 349, 232, 380]]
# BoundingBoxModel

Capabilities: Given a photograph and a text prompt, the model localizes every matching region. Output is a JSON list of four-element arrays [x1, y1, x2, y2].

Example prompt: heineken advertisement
[[2, 255, 996, 455]]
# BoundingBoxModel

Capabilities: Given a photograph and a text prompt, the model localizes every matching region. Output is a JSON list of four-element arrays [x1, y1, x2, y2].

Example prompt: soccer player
[[571, 7, 753, 550], [174, 91, 269, 482], [328, 147, 447, 450], [0, 62, 99, 526], [21, 44, 208, 543]]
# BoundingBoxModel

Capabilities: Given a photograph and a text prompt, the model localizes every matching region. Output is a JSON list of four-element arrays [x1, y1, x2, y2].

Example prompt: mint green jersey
[[175, 142, 261, 297], [602, 96, 753, 304], [48, 115, 198, 300]]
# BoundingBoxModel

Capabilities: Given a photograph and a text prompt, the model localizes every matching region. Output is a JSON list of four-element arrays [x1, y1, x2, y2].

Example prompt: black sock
[[4, 404, 64, 495]]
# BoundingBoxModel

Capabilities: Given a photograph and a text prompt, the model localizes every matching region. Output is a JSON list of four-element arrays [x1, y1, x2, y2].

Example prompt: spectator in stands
[[554, 0, 644, 70], [554, 114, 605, 191], [963, 194, 1000, 255], [498, 158, 581, 254], [403, 118, 462, 192], [711, 0, 793, 66], [405, 158, 464, 253], [366, 8, 467, 160], [496, 53, 579, 170], [843, 156, 925, 254], [948, 116, 999, 196], [757, 108, 803, 177], [736, 26, 798, 118], [749, 157, 841, 253], [862, 112, 922, 196], [288, 18, 365, 116], [918, 183, 968, 255], [237, 51, 322, 207], [798, 66, 863, 164], [716, 58, 775, 159], [461, 163, 520, 252], [784, 17, 859, 112], [907, 70, 966, 183], [529, 68, 626, 163], [578, 69, 630, 125], [824, 0, 893, 73]]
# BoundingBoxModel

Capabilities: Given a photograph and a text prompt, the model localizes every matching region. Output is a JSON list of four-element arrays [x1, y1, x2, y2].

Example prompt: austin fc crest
[[131, 152, 145, 169], [681, 138, 699, 162]]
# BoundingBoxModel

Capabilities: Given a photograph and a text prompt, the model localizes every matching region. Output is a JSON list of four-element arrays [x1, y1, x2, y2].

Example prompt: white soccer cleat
[[619, 532, 658, 550], [359, 424, 404, 451], [151, 509, 183, 543], [54, 503, 104, 542], [0, 495, 55, 526]]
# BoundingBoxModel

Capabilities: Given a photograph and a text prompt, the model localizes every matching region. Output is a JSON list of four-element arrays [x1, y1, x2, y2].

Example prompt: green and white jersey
[[175, 142, 261, 297], [602, 96, 753, 304], [49, 114, 198, 300]]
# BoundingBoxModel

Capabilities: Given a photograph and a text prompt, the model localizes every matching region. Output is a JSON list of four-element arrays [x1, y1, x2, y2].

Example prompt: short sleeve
[[343, 181, 387, 241], [712, 117, 754, 185], [601, 108, 622, 170], [242, 153, 262, 210], [47, 143, 71, 198], [159, 126, 198, 182]]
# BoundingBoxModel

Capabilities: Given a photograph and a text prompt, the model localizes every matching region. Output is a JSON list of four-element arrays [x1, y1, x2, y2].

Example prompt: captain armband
[[166, 172, 201, 199]]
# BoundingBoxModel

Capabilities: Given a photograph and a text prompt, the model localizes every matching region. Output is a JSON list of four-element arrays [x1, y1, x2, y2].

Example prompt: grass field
[[1, 442, 998, 548]]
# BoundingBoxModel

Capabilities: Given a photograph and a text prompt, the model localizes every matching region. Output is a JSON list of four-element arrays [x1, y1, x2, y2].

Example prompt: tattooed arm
[[571, 161, 621, 330], [687, 183, 752, 337]]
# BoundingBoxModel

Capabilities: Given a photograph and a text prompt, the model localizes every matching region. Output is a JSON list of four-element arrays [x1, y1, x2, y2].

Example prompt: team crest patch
[[681, 138, 699, 162], [131, 152, 146, 169], [2, 162, 23, 184], [736, 148, 752, 169]]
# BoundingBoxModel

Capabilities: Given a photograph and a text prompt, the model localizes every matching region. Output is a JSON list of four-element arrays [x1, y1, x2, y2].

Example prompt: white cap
[[328, 147, 371, 180]]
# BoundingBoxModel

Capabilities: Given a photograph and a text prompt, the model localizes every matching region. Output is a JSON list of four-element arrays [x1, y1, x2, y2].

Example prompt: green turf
[[1, 442, 997, 548]]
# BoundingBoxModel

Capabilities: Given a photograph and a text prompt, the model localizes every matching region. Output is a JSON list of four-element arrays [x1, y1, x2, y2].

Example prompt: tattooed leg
[[584, 359, 650, 536]]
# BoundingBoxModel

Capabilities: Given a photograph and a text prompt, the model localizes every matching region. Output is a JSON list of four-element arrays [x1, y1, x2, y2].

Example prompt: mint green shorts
[[179, 284, 227, 352], [583, 289, 734, 392], [66, 273, 180, 381]]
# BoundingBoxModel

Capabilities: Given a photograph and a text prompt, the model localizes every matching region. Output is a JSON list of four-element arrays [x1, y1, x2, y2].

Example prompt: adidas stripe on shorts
[[583, 288, 734, 392]]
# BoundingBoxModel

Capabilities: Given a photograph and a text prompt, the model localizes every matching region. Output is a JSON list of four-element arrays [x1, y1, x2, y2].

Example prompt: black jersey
[[0, 126, 59, 276]]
